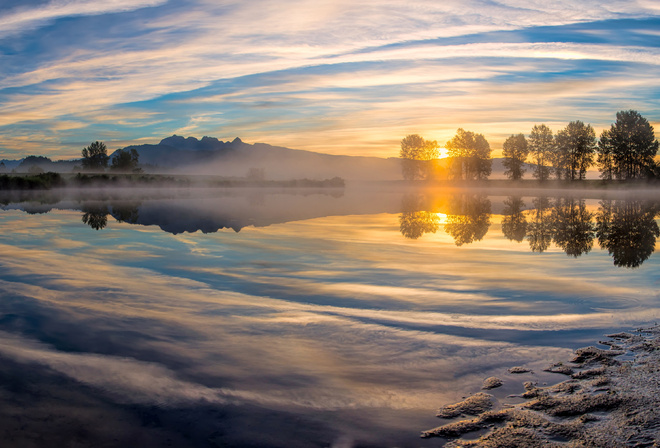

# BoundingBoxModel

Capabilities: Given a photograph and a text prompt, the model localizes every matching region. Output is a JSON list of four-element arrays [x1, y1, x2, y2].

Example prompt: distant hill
[[0, 159, 21, 171], [0, 156, 77, 173], [114, 136, 241, 169], [116, 135, 403, 181]]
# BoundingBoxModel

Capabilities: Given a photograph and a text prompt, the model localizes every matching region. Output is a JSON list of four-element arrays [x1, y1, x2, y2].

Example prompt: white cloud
[[0, 0, 167, 37]]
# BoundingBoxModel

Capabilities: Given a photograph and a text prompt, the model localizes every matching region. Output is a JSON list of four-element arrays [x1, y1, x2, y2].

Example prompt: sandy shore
[[422, 326, 660, 447]]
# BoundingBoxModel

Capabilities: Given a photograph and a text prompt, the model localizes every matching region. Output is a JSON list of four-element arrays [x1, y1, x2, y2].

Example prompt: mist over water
[[0, 186, 658, 447], [4, 186, 658, 266]]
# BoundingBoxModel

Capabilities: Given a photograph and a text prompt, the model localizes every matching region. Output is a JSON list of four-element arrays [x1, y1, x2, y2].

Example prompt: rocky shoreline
[[422, 326, 660, 447]]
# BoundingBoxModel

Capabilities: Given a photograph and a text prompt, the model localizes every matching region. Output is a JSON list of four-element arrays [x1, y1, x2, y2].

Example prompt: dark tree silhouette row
[[400, 110, 659, 181], [81, 141, 141, 173], [399, 194, 660, 268]]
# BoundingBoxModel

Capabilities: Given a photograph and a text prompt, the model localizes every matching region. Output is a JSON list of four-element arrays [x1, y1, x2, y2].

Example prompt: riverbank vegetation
[[0, 172, 346, 190], [0, 172, 65, 190], [400, 110, 659, 183]]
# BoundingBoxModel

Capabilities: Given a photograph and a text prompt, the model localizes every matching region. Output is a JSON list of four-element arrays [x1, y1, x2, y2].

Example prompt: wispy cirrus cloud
[[0, 0, 659, 157], [0, 0, 167, 37]]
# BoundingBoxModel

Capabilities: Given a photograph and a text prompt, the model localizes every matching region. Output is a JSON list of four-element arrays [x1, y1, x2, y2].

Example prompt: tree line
[[400, 110, 659, 181], [81, 141, 141, 172], [0, 141, 142, 174]]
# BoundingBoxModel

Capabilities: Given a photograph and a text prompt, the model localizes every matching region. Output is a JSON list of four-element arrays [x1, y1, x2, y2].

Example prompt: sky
[[1, 0, 659, 160]]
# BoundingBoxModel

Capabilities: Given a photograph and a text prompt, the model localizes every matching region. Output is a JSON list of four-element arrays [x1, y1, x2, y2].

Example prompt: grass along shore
[[0, 172, 346, 190]]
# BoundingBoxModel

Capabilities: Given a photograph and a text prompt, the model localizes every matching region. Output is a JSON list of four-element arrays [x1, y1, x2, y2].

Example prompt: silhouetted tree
[[111, 148, 140, 172], [444, 193, 491, 245], [502, 134, 529, 180], [597, 110, 659, 180], [399, 194, 440, 239], [527, 197, 554, 252], [596, 132, 615, 181], [82, 141, 109, 171], [445, 129, 492, 181], [529, 125, 554, 182], [448, 157, 464, 180], [81, 203, 109, 230], [501, 196, 527, 242], [596, 199, 660, 268], [400, 134, 439, 180], [554, 121, 596, 181], [649, 161, 660, 180], [552, 197, 595, 256]]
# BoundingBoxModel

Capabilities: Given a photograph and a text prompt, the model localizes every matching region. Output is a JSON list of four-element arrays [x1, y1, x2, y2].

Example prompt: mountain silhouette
[[114, 135, 402, 180]]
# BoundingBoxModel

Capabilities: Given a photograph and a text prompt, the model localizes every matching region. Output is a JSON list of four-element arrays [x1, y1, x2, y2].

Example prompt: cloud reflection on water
[[0, 188, 658, 445]]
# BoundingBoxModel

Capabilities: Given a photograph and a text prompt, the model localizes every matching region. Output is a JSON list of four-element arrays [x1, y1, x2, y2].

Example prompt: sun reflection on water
[[0, 188, 658, 446]]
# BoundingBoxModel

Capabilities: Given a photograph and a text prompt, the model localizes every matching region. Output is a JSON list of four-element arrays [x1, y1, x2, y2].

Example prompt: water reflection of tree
[[526, 197, 553, 252], [399, 194, 440, 239], [394, 192, 659, 267], [445, 194, 491, 246], [501, 196, 527, 242], [551, 197, 595, 257], [81, 203, 109, 230], [111, 202, 140, 224], [596, 200, 660, 268]]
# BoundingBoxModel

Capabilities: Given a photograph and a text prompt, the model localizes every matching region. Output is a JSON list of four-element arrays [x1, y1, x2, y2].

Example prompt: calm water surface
[[0, 186, 658, 447]]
